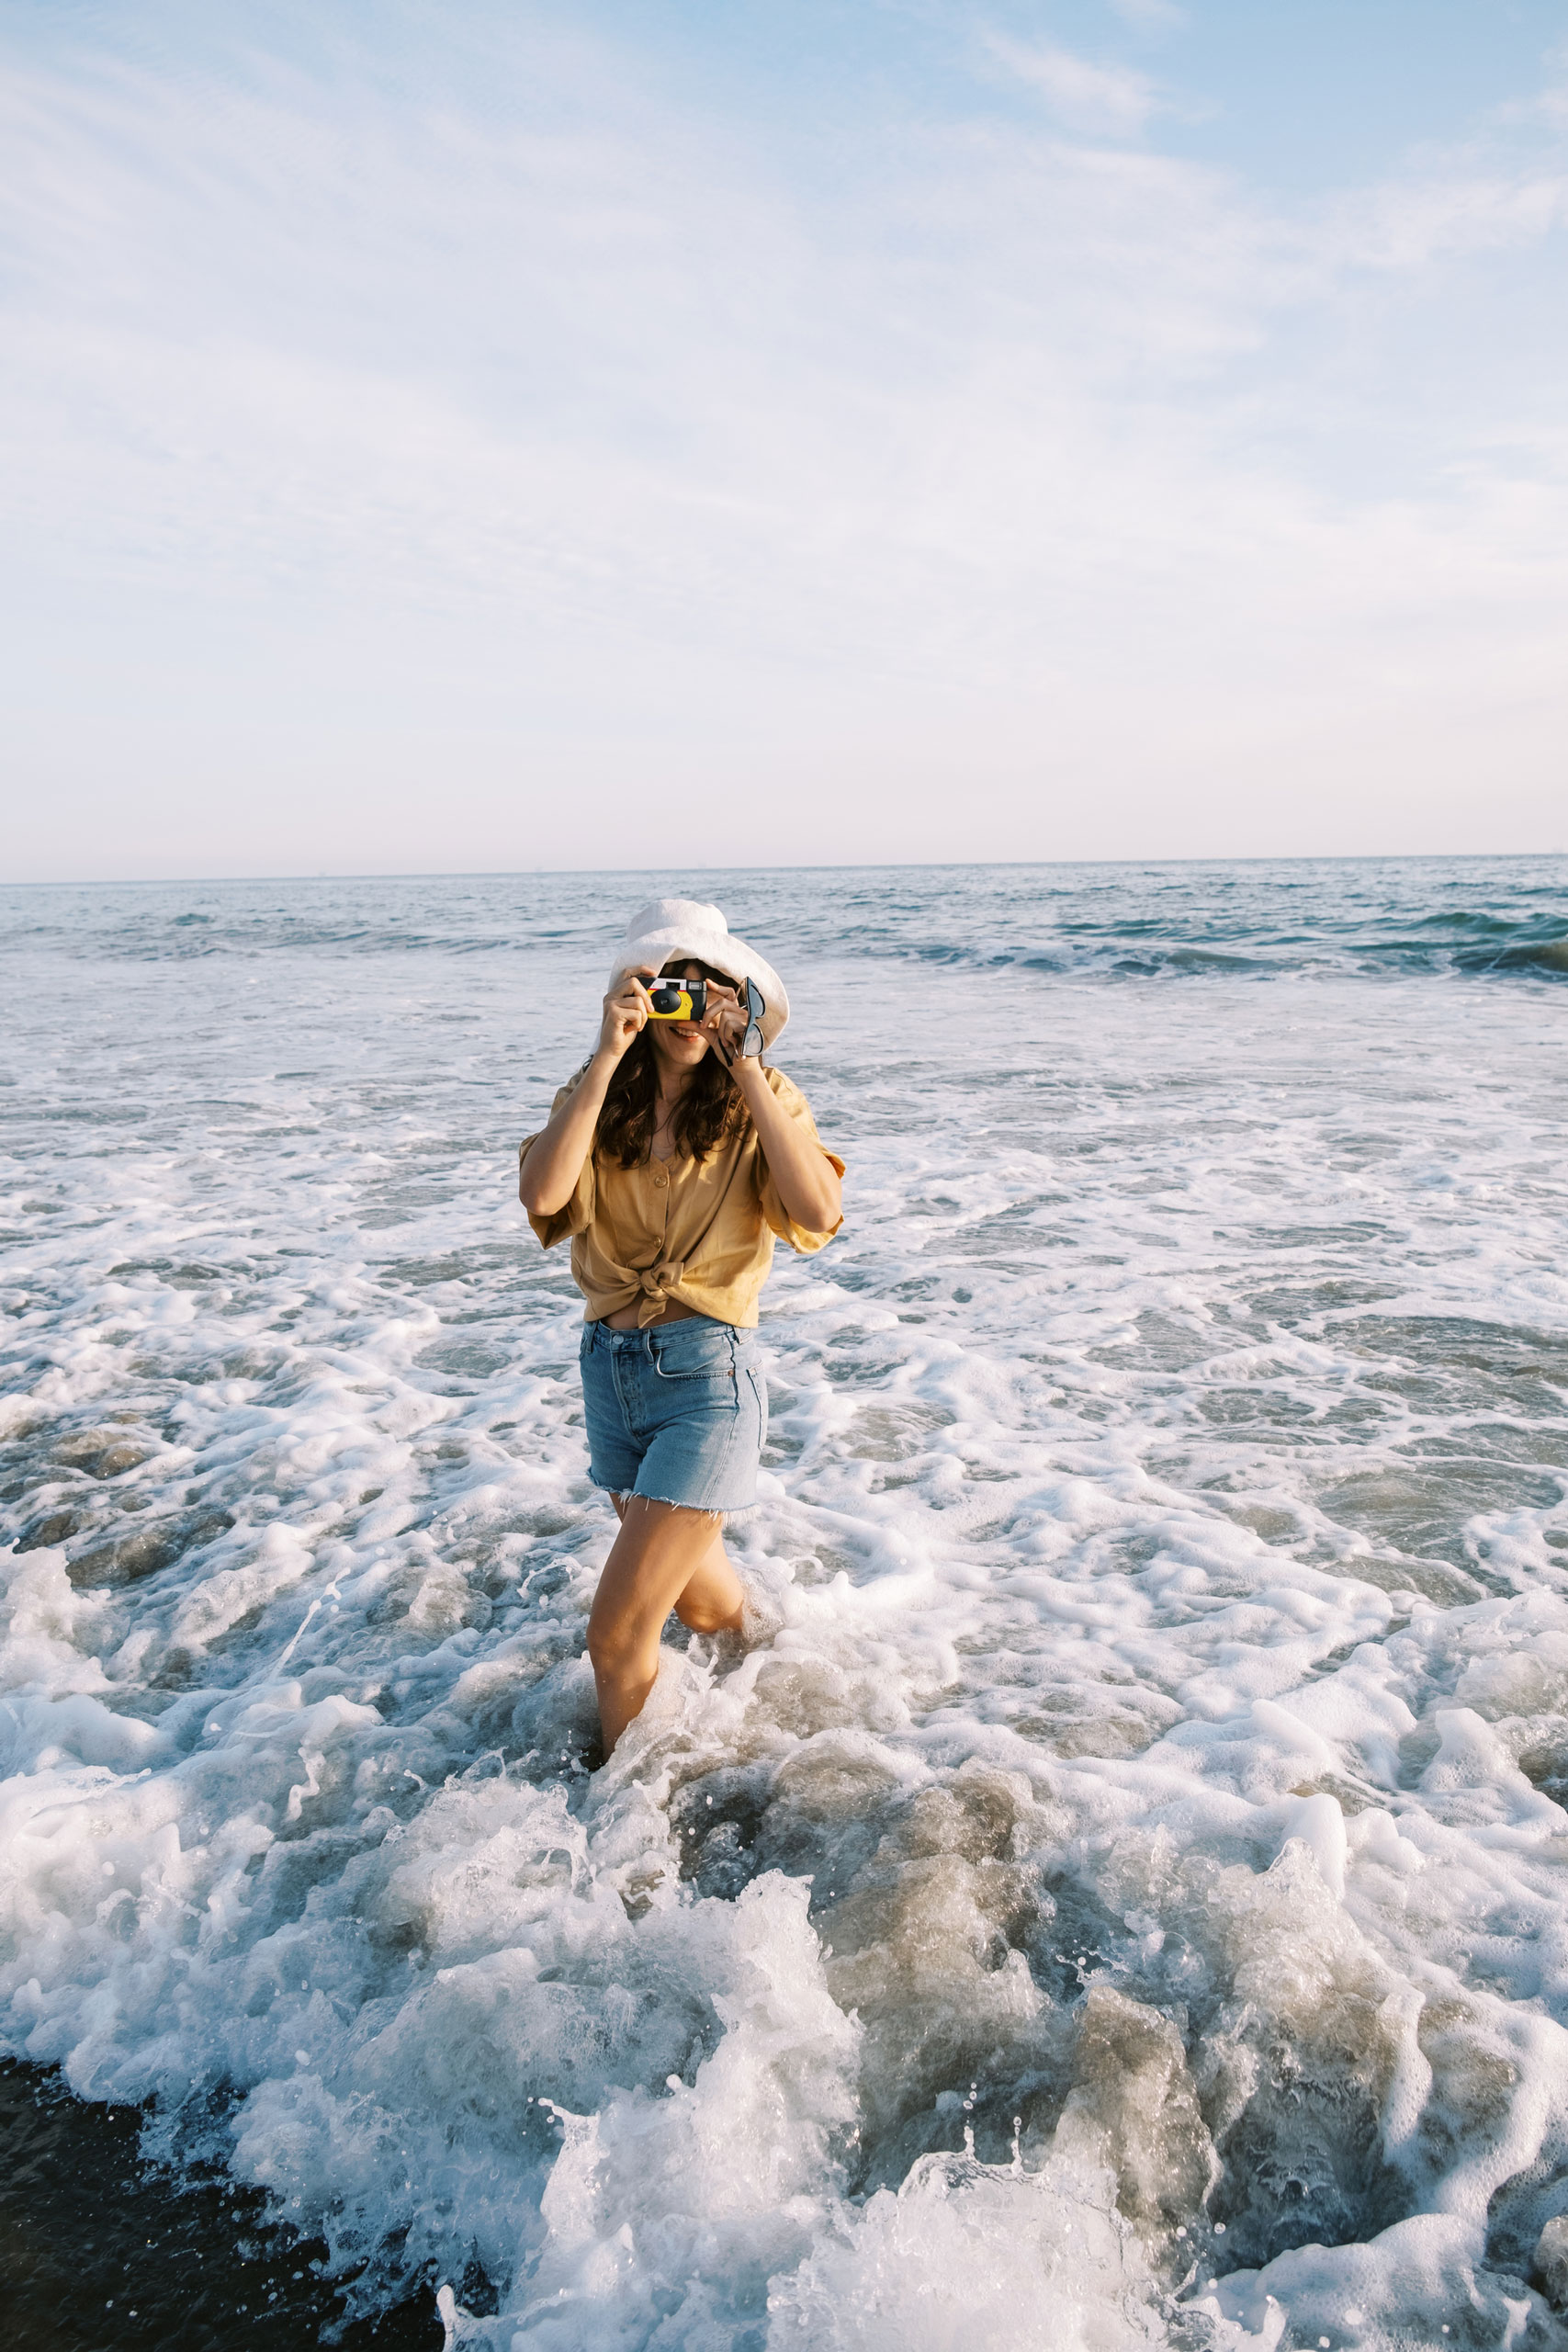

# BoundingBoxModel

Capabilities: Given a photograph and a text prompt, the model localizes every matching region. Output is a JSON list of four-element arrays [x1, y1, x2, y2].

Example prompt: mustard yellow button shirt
[[519, 1064, 845, 1329]]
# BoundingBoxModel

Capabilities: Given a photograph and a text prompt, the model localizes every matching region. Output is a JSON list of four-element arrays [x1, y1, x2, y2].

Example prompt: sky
[[3, 0, 1566, 880]]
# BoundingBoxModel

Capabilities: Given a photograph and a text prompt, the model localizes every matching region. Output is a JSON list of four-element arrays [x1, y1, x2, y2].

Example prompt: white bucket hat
[[609, 898, 789, 1051]]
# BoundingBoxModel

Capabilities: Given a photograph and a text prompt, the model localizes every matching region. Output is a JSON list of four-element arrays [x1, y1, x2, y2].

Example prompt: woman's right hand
[[598, 971, 651, 1062]]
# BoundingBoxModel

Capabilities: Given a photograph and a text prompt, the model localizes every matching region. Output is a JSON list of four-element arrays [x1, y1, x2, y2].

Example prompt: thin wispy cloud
[[1327, 164, 1568, 271], [984, 34, 1163, 137]]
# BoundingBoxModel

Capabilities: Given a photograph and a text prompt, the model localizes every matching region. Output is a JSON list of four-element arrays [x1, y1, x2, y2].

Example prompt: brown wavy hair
[[594, 964, 751, 1168]]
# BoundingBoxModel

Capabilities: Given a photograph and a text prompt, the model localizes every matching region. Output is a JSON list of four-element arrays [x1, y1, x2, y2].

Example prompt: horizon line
[[3, 848, 1565, 891]]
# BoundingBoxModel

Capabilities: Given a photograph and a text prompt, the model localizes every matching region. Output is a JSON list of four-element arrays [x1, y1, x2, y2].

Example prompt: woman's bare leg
[[605, 1495, 745, 1634], [588, 1498, 745, 1753]]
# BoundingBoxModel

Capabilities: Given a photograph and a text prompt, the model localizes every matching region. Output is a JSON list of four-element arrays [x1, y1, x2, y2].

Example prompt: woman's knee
[[674, 1590, 736, 1635], [586, 1611, 627, 1675], [587, 1603, 652, 1679]]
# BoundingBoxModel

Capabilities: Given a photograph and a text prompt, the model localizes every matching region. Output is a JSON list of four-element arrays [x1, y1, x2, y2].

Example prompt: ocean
[[3, 856, 1567, 2351]]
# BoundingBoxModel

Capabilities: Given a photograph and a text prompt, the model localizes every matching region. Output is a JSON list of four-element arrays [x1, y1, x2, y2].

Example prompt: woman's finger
[[600, 976, 649, 1049], [703, 1005, 744, 1059]]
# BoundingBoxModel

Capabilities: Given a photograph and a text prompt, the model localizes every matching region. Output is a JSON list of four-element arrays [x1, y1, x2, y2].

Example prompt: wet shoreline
[[0, 2061, 443, 2351]]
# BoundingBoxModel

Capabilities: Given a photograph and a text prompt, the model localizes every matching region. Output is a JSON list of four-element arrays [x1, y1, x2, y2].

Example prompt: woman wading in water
[[518, 899, 843, 1756]]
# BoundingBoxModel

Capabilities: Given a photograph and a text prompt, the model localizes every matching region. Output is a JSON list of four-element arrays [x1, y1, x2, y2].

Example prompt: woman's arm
[[696, 985, 841, 1234], [519, 975, 650, 1216], [730, 1058, 842, 1233]]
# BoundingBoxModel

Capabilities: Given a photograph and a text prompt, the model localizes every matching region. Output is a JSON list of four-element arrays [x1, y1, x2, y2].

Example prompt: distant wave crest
[[3, 856, 1564, 982]]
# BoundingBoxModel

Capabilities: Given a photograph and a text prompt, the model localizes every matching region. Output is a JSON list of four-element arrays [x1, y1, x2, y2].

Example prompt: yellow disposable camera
[[646, 978, 708, 1021]]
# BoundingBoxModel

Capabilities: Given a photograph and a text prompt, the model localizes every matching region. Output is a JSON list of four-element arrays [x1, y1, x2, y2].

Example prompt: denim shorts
[[580, 1315, 768, 1515]]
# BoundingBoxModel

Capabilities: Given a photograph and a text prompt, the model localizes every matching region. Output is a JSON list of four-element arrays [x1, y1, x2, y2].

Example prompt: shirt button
[[653, 1171, 667, 1188]]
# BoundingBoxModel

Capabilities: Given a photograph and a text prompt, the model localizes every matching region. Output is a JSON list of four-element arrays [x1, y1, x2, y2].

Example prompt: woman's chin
[[653, 1035, 708, 1068]]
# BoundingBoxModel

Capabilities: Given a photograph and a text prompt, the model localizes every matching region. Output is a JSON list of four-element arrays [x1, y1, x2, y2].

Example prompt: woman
[[518, 898, 844, 1756]]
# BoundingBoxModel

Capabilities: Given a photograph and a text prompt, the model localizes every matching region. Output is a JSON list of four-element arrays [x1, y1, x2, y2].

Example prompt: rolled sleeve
[[755, 1071, 846, 1255], [518, 1081, 597, 1250]]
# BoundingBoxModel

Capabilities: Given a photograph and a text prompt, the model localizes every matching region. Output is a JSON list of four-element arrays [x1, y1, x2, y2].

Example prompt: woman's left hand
[[697, 980, 745, 1065]]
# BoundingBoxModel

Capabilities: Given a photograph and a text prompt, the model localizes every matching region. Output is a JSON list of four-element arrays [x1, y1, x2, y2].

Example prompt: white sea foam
[[3, 865, 1567, 2347]]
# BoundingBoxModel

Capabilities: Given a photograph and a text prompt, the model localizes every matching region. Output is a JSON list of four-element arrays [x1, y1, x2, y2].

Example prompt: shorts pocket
[[650, 1322, 737, 1382]]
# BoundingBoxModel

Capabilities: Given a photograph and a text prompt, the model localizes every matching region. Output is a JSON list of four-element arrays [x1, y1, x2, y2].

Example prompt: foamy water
[[3, 860, 1567, 2350]]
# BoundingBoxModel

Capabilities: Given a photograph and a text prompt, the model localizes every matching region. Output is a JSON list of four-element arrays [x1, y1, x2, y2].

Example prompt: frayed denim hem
[[590, 1474, 761, 1522]]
